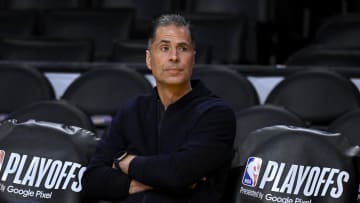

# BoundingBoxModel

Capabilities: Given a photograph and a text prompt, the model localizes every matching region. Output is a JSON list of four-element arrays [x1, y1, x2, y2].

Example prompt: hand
[[129, 179, 153, 194], [189, 177, 207, 189]]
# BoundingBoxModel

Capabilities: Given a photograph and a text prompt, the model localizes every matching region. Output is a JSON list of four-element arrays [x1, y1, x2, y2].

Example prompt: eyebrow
[[159, 40, 170, 44], [159, 40, 190, 47]]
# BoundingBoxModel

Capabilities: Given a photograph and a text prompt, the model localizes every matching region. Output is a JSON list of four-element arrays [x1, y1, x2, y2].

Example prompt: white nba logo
[[242, 157, 262, 187]]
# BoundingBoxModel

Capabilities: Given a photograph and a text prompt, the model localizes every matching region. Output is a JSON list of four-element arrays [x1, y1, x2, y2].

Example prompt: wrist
[[113, 151, 128, 170], [120, 154, 136, 175]]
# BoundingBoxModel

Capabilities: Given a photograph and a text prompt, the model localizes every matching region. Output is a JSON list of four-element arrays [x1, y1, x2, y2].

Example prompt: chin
[[162, 77, 189, 86]]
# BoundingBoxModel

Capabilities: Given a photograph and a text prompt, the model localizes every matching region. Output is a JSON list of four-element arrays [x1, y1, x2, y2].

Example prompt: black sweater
[[82, 80, 236, 203]]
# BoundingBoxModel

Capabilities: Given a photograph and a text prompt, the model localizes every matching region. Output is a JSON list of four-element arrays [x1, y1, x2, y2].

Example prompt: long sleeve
[[128, 106, 236, 190], [81, 109, 131, 201]]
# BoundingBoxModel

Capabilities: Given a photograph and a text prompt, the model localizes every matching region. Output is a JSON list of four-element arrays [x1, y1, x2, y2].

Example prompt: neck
[[157, 82, 192, 110]]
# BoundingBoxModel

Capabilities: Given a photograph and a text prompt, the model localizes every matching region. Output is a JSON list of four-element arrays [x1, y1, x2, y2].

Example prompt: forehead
[[153, 25, 192, 44]]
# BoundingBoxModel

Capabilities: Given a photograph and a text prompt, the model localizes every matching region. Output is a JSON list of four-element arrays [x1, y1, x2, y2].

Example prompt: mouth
[[164, 67, 183, 73]]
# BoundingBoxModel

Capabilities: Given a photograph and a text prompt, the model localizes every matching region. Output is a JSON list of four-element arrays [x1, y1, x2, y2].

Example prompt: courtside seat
[[0, 64, 55, 120], [40, 8, 135, 61], [7, 100, 94, 132], [0, 38, 94, 62], [61, 66, 153, 134], [0, 119, 98, 203], [286, 45, 360, 67], [329, 108, 360, 146], [192, 66, 259, 112], [3, 0, 86, 9], [0, 10, 36, 38], [229, 125, 359, 202], [265, 68, 360, 127]]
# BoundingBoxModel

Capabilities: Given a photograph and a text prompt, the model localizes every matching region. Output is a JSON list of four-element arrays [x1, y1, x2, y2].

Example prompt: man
[[82, 14, 236, 203]]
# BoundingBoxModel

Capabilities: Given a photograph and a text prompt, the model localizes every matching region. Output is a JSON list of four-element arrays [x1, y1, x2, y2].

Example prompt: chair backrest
[[314, 14, 360, 47], [91, 0, 178, 37], [6, 100, 94, 132], [185, 0, 271, 22], [0, 64, 55, 116], [328, 108, 360, 146], [230, 125, 359, 203], [61, 66, 153, 126], [111, 40, 146, 63], [185, 13, 248, 64], [234, 104, 306, 151], [0, 119, 98, 203], [92, 0, 175, 21], [4, 0, 85, 9], [265, 68, 360, 126], [0, 10, 36, 38], [286, 45, 360, 67], [192, 66, 259, 112], [39, 8, 134, 60], [221, 104, 306, 203], [0, 38, 94, 62]]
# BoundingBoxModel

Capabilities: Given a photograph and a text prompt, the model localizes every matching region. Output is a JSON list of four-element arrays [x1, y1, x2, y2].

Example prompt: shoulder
[[119, 93, 154, 111], [111, 93, 154, 121], [196, 96, 234, 114], [191, 79, 235, 115], [192, 96, 236, 126]]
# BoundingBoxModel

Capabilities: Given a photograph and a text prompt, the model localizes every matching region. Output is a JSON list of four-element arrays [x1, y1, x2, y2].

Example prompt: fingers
[[129, 180, 152, 195], [189, 177, 207, 189]]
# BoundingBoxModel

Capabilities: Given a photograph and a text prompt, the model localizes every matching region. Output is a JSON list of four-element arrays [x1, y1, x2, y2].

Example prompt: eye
[[178, 46, 188, 52], [160, 46, 169, 52]]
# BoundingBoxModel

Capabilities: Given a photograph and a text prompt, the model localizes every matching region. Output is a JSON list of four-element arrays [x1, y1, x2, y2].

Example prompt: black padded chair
[[0, 64, 55, 119], [0, 10, 36, 38], [61, 66, 153, 129], [184, 13, 248, 64], [286, 45, 360, 67], [7, 100, 94, 132], [92, 0, 178, 38], [39, 8, 135, 61], [229, 125, 359, 203], [192, 66, 259, 112], [265, 68, 360, 127], [0, 119, 98, 203], [0, 38, 94, 62], [3, 0, 85, 9], [184, 0, 272, 64], [328, 108, 360, 146], [220, 104, 308, 202], [234, 104, 306, 152], [313, 14, 360, 47], [111, 40, 146, 63], [185, 0, 270, 22]]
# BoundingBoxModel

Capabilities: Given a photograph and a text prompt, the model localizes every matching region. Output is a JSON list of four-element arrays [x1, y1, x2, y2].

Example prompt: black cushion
[[230, 125, 359, 203], [265, 68, 360, 126], [0, 120, 98, 203], [192, 66, 259, 112], [7, 100, 94, 132], [0, 64, 55, 114]]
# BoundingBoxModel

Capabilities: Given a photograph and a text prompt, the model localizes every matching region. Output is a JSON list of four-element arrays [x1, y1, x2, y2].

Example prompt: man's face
[[146, 25, 195, 87]]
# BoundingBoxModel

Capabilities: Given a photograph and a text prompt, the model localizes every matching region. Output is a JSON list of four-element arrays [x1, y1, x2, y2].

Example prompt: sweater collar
[[152, 79, 212, 109]]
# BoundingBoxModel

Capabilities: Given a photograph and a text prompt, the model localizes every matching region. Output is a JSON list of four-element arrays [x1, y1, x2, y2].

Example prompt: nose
[[169, 49, 178, 62]]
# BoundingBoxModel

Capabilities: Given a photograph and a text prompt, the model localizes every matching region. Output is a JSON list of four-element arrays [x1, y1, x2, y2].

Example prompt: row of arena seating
[[2, 106, 360, 202], [0, 4, 253, 64], [2, 0, 360, 65], [2, 67, 360, 202], [1, 63, 360, 140]]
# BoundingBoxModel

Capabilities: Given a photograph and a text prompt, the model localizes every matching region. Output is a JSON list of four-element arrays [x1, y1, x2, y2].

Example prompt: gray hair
[[147, 14, 195, 49]]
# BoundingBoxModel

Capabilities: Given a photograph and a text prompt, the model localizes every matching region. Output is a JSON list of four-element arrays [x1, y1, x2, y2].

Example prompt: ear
[[193, 50, 196, 64], [146, 50, 152, 70]]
